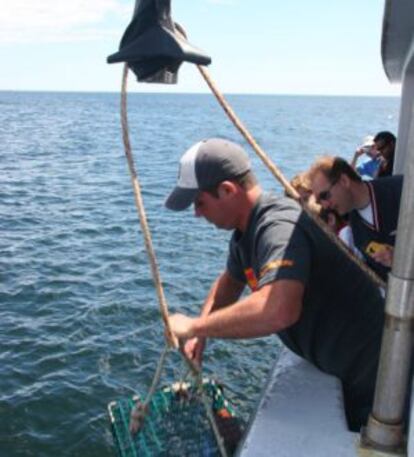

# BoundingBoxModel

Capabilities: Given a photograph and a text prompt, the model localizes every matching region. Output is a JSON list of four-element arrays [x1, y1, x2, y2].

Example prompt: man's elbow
[[256, 281, 304, 334], [265, 301, 302, 333]]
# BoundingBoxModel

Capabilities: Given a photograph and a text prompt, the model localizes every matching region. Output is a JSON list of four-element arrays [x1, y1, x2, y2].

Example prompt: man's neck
[[352, 181, 371, 210], [237, 186, 262, 232]]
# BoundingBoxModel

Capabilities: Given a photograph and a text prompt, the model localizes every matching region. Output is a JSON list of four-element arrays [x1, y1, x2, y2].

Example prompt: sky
[[0, 0, 402, 96]]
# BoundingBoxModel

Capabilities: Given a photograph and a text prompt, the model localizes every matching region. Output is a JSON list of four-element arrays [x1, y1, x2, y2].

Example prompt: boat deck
[[237, 347, 358, 457]]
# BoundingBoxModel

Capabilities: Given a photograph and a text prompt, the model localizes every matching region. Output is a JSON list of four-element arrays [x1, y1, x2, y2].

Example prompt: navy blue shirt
[[349, 175, 403, 281]]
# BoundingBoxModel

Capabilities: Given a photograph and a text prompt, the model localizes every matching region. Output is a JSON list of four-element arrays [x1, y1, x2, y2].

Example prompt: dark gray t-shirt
[[227, 193, 384, 384]]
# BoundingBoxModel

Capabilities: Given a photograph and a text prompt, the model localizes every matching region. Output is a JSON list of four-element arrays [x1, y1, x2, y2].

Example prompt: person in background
[[374, 131, 396, 178], [289, 172, 348, 235], [290, 173, 313, 201], [308, 156, 403, 280], [350, 135, 381, 180], [165, 137, 385, 432], [288, 172, 320, 214]]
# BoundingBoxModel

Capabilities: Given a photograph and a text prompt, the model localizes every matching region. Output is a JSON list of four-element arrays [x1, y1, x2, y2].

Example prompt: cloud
[[0, 0, 130, 43]]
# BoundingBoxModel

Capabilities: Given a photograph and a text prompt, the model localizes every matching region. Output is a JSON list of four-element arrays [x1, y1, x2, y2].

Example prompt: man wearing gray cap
[[165, 137, 385, 432]]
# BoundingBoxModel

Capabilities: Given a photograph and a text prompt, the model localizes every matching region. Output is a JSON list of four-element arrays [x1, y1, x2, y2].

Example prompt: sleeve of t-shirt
[[357, 160, 372, 175], [256, 218, 311, 287], [357, 161, 369, 176], [227, 236, 246, 284], [227, 218, 311, 288]]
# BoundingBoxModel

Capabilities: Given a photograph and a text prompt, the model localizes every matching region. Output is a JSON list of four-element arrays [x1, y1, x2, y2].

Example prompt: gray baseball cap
[[165, 138, 251, 211]]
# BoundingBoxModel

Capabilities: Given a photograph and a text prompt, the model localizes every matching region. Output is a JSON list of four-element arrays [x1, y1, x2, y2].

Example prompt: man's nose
[[320, 200, 331, 210]]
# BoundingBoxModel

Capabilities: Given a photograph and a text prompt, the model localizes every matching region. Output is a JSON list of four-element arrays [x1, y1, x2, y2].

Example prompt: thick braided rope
[[120, 64, 228, 457], [120, 64, 176, 347], [197, 65, 386, 290]]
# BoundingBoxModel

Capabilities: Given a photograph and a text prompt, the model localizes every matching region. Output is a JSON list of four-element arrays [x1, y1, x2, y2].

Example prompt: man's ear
[[217, 181, 238, 198], [340, 174, 350, 188]]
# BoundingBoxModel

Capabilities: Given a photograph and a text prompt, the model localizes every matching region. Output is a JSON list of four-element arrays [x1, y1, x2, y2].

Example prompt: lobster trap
[[108, 378, 244, 457]]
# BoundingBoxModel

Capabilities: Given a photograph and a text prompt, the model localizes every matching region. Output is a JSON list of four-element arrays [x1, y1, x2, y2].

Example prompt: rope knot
[[129, 399, 148, 434]]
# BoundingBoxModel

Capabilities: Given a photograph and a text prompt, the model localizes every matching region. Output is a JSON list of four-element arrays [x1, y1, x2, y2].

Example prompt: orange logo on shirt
[[244, 268, 259, 291], [244, 260, 294, 291]]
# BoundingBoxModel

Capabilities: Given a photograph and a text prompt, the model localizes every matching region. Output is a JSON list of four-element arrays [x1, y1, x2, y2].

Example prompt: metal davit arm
[[363, 28, 414, 454]]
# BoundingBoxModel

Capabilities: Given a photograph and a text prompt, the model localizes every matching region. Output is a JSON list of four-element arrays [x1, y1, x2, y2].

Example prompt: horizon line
[[0, 89, 400, 98]]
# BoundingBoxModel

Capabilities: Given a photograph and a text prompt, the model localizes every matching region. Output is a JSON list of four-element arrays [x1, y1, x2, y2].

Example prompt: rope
[[119, 64, 228, 457], [197, 65, 386, 290], [129, 344, 169, 433], [120, 63, 176, 348]]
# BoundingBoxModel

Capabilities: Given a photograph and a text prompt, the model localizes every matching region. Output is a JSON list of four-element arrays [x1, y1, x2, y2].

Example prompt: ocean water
[[0, 90, 399, 456]]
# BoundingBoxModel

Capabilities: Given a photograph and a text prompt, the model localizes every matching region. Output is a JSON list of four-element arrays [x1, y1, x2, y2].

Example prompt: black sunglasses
[[375, 141, 388, 153], [316, 178, 338, 203]]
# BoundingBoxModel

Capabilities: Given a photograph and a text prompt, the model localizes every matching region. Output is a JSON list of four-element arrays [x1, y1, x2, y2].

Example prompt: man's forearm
[[169, 279, 304, 340], [194, 294, 276, 339], [351, 150, 360, 169], [193, 281, 303, 339], [200, 271, 244, 317]]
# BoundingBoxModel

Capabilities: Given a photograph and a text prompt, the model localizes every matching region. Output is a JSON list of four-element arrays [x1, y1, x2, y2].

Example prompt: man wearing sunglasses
[[373, 131, 396, 178], [350, 135, 381, 180], [308, 156, 403, 280]]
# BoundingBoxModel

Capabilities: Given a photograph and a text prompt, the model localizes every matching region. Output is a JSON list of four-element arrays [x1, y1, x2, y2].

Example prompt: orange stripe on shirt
[[260, 259, 294, 278]]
